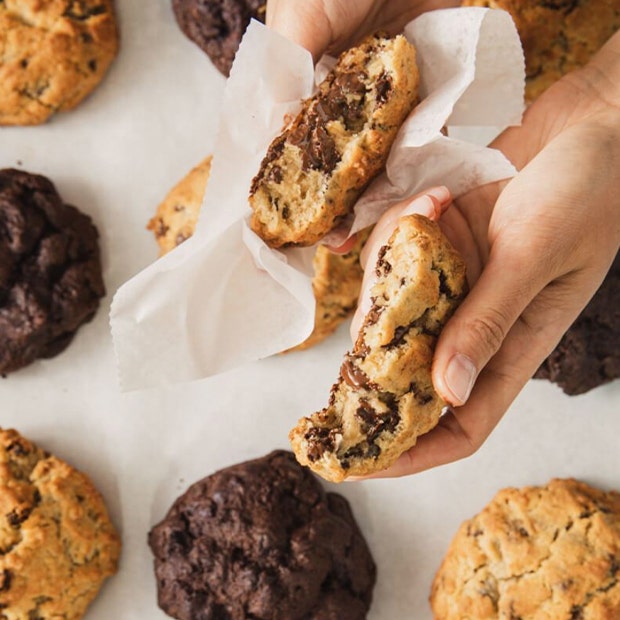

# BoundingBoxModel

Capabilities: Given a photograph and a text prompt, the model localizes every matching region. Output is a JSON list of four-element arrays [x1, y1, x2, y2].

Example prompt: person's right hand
[[266, 0, 459, 61]]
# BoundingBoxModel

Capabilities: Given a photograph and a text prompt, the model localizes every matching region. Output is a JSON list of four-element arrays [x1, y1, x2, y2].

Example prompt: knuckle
[[466, 310, 508, 357]]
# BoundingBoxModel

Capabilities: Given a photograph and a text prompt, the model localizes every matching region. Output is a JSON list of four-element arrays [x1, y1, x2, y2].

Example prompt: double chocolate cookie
[[172, 0, 266, 76], [249, 33, 419, 248], [462, 0, 620, 101], [148, 450, 376, 620], [431, 478, 620, 619], [534, 252, 619, 395], [0, 0, 119, 125], [290, 214, 468, 483], [0, 427, 121, 618], [0, 168, 105, 375]]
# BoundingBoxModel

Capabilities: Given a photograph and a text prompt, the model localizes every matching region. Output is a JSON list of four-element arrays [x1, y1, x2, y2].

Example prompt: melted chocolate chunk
[[341, 357, 372, 389], [304, 425, 338, 462], [375, 72, 393, 104], [288, 115, 339, 173]]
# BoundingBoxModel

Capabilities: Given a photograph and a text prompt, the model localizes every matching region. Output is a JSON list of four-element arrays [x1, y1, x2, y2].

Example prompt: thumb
[[266, 1, 333, 61], [432, 247, 548, 407]]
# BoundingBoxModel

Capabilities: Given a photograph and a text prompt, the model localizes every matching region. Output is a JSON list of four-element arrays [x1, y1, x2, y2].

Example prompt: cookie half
[[431, 478, 620, 619], [461, 0, 620, 102], [0, 168, 105, 375], [148, 450, 376, 620], [249, 33, 419, 248], [0, 0, 119, 125], [0, 427, 121, 618], [290, 214, 467, 483]]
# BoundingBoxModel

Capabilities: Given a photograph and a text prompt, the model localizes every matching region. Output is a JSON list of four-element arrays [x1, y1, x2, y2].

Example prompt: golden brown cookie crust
[[147, 156, 213, 256], [286, 228, 372, 352], [290, 214, 467, 483], [462, 0, 620, 101], [249, 33, 419, 248], [431, 478, 620, 619], [0, 0, 119, 125], [0, 428, 121, 618]]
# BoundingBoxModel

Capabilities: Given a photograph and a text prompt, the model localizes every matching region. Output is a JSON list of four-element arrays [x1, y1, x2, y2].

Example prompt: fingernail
[[444, 353, 477, 405], [426, 185, 451, 205], [401, 186, 451, 218]]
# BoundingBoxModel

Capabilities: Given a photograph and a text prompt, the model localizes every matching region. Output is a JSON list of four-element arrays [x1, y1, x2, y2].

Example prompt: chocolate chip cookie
[[0, 0, 119, 125], [431, 478, 620, 619], [462, 0, 620, 101], [288, 228, 371, 352], [0, 168, 105, 376], [148, 450, 376, 620], [171, 0, 266, 77], [290, 214, 468, 483], [148, 157, 370, 350], [0, 427, 121, 618], [249, 33, 419, 248], [534, 252, 619, 395], [147, 156, 213, 256]]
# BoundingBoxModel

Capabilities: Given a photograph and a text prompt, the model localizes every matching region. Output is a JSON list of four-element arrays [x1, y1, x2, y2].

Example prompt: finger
[[349, 186, 452, 340], [266, 1, 333, 61], [349, 281, 584, 479], [431, 242, 555, 408]]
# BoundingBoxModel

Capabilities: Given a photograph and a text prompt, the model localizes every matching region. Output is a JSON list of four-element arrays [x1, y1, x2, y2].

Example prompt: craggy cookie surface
[[0, 168, 105, 376], [0, 427, 121, 618], [290, 214, 467, 483], [462, 0, 620, 101], [147, 156, 213, 256], [0, 0, 119, 125], [172, 0, 266, 76], [249, 33, 419, 248], [535, 252, 619, 395], [431, 478, 620, 619], [148, 157, 370, 350], [148, 450, 376, 620]]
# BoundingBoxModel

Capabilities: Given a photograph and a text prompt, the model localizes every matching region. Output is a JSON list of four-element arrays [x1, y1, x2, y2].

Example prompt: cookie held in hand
[[431, 478, 620, 619], [148, 450, 376, 620], [249, 33, 419, 248], [290, 214, 468, 483]]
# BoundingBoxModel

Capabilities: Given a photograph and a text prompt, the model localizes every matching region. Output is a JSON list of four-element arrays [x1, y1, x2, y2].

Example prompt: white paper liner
[[110, 7, 525, 390]]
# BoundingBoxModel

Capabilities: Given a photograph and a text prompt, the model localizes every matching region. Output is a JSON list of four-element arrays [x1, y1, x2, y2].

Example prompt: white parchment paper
[[110, 7, 525, 390], [2, 5, 618, 620]]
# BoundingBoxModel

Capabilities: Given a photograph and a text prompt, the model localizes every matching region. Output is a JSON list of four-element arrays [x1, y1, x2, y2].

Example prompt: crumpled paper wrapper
[[110, 7, 524, 390]]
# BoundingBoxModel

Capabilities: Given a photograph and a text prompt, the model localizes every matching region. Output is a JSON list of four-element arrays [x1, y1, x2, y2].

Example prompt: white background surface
[[0, 2, 618, 619]]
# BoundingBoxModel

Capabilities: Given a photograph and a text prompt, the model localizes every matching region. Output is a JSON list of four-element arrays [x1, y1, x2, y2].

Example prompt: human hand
[[266, 0, 459, 61], [349, 29, 620, 478]]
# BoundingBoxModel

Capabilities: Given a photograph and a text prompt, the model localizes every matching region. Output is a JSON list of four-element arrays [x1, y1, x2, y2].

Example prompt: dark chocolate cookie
[[534, 252, 619, 395], [148, 450, 376, 620], [0, 168, 105, 375], [171, 0, 266, 77]]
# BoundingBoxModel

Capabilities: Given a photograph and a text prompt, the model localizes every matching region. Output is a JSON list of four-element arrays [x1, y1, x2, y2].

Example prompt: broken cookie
[[290, 214, 467, 482], [249, 33, 419, 248]]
